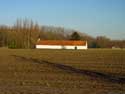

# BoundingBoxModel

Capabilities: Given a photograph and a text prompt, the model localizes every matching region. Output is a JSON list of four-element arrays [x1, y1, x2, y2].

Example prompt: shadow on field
[[12, 55, 125, 84]]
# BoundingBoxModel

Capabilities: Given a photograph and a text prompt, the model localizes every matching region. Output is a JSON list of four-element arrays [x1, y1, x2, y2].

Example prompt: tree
[[12, 19, 40, 48], [70, 32, 81, 40], [0, 19, 124, 49], [96, 36, 110, 48]]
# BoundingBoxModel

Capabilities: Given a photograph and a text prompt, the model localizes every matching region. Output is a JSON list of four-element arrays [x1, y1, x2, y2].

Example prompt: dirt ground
[[0, 49, 124, 94]]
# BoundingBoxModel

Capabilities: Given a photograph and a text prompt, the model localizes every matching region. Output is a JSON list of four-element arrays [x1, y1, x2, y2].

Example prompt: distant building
[[112, 46, 121, 49], [36, 40, 88, 50]]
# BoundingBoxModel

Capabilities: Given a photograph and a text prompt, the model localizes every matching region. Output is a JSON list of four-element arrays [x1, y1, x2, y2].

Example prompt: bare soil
[[0, 48, 124, 94]]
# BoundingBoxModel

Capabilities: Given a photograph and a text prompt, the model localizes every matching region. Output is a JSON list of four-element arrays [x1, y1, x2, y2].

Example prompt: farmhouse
[[36, 40, 88, 50]]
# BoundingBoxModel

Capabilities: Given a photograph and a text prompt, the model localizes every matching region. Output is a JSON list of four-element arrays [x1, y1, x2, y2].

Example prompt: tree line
[[0, 19, 124, 49]]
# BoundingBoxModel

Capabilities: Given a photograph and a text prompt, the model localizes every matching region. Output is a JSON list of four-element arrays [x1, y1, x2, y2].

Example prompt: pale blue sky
[[0, 0, 125, 40]]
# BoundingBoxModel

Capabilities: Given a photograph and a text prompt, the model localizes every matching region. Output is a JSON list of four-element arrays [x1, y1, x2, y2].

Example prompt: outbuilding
[[36, 40, 88, 50]]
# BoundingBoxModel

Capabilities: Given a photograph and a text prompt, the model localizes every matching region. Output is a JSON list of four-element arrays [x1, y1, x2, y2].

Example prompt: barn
[[36, 40, 88, 50]]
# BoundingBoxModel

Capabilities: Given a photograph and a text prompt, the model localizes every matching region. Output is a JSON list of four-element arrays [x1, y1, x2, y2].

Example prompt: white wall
[[36, 45, 62, 49], [36, 45, 87, 50]]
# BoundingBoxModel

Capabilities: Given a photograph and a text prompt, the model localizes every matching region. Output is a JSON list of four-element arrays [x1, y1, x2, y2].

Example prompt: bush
[[8, 41, 16, 49]]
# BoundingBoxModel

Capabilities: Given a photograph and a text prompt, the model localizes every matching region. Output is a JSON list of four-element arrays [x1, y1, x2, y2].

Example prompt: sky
[[0, 0, 125, 40]]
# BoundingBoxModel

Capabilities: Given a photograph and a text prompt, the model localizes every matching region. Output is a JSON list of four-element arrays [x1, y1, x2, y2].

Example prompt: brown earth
[[0, 48, 124, 94]]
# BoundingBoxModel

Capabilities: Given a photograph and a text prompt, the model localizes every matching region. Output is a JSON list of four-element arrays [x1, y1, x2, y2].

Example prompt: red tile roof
[[36, 40, 87, 46]]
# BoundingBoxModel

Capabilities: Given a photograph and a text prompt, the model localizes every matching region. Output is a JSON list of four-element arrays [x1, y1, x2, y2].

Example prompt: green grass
[[0, 48, 124, 94]]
